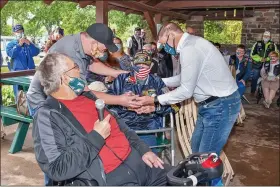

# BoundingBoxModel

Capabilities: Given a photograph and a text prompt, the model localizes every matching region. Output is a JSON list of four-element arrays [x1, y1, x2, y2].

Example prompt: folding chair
[[229, 65, 246, 126], [175, 99, 235, 186], [135, 112, 175, 166]]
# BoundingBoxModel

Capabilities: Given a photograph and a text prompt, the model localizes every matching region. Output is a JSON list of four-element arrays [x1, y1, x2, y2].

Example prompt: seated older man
[[33, 53, 169, 186], [107, 52, 178, 148]]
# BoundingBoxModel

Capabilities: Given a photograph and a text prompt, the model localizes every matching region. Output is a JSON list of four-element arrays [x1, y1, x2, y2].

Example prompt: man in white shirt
[[136, 23, 241, 156], [127, 27, 144, 57]]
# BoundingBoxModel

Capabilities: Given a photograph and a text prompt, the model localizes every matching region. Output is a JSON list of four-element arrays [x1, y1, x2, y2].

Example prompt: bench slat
[[1, 106, 33, 123]]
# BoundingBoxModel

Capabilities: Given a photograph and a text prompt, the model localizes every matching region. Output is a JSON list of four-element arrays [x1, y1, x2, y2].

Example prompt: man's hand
[[105, 76, 115, 83], [24, 39, 30, 45], [113, 69, 129, 78], [19, 38, 25, 46], [239, 79, 245, 85], [142, 151, 164, 169], [261, 58, 266, 62], [135, 96, 154, 105], [119, 93, 141, 109], [134, 105, 155, 114], [93, 114, 111, 139]]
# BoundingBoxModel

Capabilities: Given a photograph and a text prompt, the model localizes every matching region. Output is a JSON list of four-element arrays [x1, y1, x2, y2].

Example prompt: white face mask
[[15, 32, 24, 40], [263, 37, 270, 43]]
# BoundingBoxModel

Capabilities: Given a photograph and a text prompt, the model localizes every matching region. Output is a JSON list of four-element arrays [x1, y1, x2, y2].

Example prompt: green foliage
[[0, 1, 149, 44], [204, 20, 242, 44], [109, 10, 149, 44], [171, 20, 186, 32], [1, 86, 15, 106]]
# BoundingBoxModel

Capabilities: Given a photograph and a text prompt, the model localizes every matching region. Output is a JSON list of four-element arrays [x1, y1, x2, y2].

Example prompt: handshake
[[123, 91, 157, 114]]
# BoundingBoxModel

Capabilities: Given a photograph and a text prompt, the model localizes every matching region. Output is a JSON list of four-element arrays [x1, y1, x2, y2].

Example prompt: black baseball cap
[[86, 23, 117, 53]]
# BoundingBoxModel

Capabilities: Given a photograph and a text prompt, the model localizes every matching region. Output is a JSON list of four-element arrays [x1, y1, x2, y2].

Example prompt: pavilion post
[[143, 11, 157, 40], [154, 13, 162, 34], [96, 1, 108, 25]]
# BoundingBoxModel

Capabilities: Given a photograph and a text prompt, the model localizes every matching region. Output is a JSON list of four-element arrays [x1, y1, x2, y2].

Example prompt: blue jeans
[[251, 68, 261, 94], [139, 134, 158, 153], [191, 90, 241, 155]]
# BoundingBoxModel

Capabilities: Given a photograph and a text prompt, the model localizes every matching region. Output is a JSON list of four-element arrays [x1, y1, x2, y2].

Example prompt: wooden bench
[[1, 105, 33, 154]]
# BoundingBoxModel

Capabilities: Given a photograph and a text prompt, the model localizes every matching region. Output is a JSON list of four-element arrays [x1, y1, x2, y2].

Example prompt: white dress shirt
[[158, 33, 238, 105]]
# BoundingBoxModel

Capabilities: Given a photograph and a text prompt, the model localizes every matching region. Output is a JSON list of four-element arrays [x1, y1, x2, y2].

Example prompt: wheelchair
[[167, 152, 224, 186], [135, 112, 175, 166]]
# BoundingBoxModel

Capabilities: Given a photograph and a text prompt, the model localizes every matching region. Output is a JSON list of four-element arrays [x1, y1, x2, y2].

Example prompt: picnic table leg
[[9, 122, 30, 154]]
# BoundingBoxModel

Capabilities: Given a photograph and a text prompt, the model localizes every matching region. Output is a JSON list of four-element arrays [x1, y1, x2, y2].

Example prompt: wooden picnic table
[[1, 75, 33, 153]]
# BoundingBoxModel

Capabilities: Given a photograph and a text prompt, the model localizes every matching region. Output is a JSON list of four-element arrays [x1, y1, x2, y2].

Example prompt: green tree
[[204, 20, 242, 44], [109, 10, 149, 43]]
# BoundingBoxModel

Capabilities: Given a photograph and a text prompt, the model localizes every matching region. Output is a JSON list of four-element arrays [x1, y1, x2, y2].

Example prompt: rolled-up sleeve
[[162, 74, 181, 88], [158, 47, 203, 105]]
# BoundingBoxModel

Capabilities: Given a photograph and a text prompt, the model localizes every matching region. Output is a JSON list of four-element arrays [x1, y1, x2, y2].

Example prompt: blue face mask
[[98, 52, 108, 62], [164, 43, 177, 55], [164, 35, 177, 55], [68, 76, 86, 95], [115, 44, 122, 52]]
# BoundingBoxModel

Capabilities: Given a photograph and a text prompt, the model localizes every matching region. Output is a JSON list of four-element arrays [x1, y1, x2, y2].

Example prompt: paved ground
[[1, 94, 279, 186]]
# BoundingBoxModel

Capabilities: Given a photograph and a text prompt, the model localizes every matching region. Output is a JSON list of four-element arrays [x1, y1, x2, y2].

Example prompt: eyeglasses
[[64, 63, 79, 74]]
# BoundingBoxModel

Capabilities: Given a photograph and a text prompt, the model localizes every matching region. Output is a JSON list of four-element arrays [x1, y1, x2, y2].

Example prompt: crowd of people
[[1, 22, 279, 186]]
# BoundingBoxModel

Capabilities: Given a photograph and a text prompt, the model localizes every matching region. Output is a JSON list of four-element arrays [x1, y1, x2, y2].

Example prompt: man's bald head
[[157, 22, 184, 49], [158, 22, 183, 39]]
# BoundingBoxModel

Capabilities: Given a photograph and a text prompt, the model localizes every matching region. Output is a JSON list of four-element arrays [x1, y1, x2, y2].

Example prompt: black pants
[[106, 148, 171, 186]]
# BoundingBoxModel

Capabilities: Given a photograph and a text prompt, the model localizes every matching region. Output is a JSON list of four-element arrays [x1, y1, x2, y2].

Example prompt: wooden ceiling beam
[[146, 0, 164, 7], [143, 11, 157, 40], [0, 0, 8, 9], [108, 5, 142, 15], [109, 1, 189, 20], [155, 1, 280, 9], [78, 0, 95, 8], [43, 0, 54, 5]]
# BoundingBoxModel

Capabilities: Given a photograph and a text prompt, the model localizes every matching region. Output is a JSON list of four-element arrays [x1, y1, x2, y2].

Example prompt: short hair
[[134, 27, 141, 32], [158, 22, 183, 39], [236, 44, 246, 50], [269, 51, 279, 57], [143, 44, 152, 49], [114, 37, 123, 45], [37, 53, 68, 95], [150, 42, 157, 46], [214, 43, 221, 48]]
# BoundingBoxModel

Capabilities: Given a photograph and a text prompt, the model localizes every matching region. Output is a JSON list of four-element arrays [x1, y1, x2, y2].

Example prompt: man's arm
[[250, 42, 262, 63], [6, 41, 21, 58], [88, 61, 126, 78], [33, 107, 104, 182], [154, 77, 179, 115], [26, 72, 47, 111], [242, 59, 252, 82], [158, 47, 202, 105], [28, 42, 40, 57], [162, 74, 181, 88]]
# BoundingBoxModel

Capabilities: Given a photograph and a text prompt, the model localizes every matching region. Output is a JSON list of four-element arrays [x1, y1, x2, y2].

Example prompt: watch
[[154, 96, 159, 104]]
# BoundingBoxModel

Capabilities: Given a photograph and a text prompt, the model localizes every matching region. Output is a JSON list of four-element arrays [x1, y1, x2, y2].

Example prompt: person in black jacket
[[33, 53, 170, 186], [127, 27, 144, 57]]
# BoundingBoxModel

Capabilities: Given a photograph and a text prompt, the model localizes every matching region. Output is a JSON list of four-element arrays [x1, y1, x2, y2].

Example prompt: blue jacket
[[6, 39, 40, 71], [107, 73, 178, 131], [229, 54, 252, 82]]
